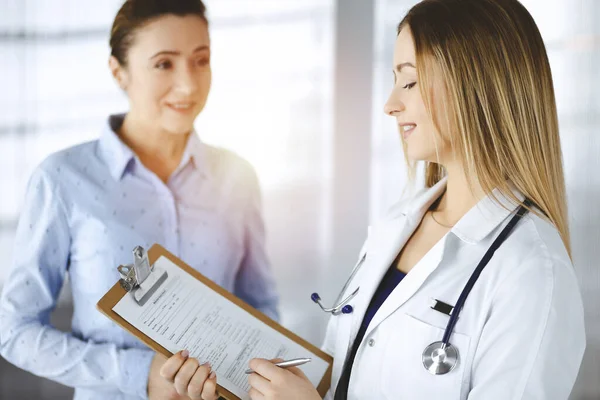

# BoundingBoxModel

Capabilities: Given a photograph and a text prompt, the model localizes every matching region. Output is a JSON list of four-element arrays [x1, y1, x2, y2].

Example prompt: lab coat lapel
[[362, 237, 446, 341], [361, 181, 526, 341], [348, 179, 449, 343], [346, 215, 415, 342]]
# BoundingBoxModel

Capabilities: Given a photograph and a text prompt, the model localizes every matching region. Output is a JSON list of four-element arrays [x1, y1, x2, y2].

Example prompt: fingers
[[159, 350, 217, 399], [200, 371, 218, 400], [173, 358, 202, 395], [248, 387, 266, 400], [268, 358, 308, 380], [285, 366, 308, 379], [186, 363, 212, 399], [248, 372, 272, 396], [160, 350, 190, 382], [248, 358, 285, 381]]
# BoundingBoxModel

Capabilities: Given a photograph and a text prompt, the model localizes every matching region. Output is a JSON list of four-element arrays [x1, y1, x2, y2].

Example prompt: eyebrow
[[395, 62, 416, 72], [150, 45, 209, 60]]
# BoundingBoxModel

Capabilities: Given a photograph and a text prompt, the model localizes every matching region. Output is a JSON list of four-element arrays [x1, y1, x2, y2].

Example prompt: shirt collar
[[98, 114, 135, 181], [180, 130, 209, 176], [98, 114, 211, 181], [402, 176, 525, 244]]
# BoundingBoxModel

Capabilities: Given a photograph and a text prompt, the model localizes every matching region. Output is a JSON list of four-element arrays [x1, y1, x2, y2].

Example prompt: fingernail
[[181, 350, 189, 358], [209, 371, 216, 379]]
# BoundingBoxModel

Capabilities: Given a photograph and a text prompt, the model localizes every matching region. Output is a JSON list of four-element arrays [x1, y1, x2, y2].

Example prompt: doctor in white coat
[[161, 0, 586, 399]]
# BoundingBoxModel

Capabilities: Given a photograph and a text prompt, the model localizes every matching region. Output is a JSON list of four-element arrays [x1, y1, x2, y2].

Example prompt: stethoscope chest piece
[[422, 341, 459, 375]]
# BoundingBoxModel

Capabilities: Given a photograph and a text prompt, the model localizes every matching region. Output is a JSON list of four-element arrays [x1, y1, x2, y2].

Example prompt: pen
[[244, 357, 312, 374]]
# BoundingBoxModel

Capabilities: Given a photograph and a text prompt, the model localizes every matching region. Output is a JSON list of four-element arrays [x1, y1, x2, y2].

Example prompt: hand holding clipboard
[[97, 244, 332, 400]]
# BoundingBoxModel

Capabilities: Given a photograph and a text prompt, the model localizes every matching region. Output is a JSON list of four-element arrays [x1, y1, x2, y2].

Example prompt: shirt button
[[368, 338, 375, 347]]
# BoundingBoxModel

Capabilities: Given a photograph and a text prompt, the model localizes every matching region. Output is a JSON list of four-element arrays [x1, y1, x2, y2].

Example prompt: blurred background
[[0, 0, 598, 399]]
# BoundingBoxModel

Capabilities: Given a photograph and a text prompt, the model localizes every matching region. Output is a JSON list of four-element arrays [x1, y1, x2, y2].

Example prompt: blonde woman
[[162, 0, 586, 399]]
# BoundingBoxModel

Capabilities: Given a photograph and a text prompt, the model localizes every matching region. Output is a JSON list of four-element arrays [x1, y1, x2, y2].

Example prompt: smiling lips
[[400, 123, 416, 139], [167, 102, 195, 113]]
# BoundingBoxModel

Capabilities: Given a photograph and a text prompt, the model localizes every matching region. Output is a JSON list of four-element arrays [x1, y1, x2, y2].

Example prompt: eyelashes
[[155, 60, 172, 70], [154, 58, 210, 70]]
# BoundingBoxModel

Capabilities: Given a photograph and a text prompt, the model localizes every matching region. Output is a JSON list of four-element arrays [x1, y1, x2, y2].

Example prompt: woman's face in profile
[[385, 26, 451, 164], [114, 14, 211, 135]]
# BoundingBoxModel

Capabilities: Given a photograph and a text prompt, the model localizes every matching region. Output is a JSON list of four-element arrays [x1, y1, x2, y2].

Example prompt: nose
[[383, 85, 405, 116], [174, 64, 199, 95]]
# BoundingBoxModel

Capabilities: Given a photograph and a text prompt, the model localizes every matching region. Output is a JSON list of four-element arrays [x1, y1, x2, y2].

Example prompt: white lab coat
[[322, 179, 586, 400]]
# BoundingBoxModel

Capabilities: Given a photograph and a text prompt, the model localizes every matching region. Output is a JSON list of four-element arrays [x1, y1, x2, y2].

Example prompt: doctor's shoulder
[[487, 210, 584, 340], [497, 210, 575, 282], [472, 211, 586, 396], [490, 210, 581, 302]]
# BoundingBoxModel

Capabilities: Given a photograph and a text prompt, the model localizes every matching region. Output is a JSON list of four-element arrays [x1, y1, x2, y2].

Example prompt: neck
[[119, 113, 189, 165], [433, 162, 486, 225]]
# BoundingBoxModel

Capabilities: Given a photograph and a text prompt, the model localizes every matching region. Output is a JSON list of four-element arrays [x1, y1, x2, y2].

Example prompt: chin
[[161, 118, 196, 136], [404, 139, 448, 163], [405, 148, 437, 162]]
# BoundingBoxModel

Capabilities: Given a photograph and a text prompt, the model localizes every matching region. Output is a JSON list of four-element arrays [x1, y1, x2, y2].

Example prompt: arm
[[233, 166, 280, 321], [468, 251, 586, 399], [0, 167, 153, 398]]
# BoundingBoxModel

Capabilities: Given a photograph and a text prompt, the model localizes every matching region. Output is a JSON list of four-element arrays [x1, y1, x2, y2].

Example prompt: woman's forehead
[[394, 26, 416, 67], [131, 15, 210, 55]]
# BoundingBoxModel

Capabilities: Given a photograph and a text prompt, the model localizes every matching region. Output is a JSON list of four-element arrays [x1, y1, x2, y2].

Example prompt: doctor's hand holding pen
[[245, 358, 321, 400], [160, 352, 321, 400]]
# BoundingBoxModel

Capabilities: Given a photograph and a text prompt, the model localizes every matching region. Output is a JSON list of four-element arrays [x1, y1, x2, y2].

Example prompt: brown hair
[[398, 0, 571, 256], [110, 0, 208, 66]]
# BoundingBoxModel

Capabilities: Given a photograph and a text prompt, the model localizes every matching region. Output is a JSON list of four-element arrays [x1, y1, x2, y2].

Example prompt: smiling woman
[[0, 1, 279, 400], [109, 10, 212, 156]]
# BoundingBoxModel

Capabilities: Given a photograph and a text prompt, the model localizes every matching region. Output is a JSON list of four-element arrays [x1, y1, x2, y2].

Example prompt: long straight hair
[[399, 0, 571, 257]]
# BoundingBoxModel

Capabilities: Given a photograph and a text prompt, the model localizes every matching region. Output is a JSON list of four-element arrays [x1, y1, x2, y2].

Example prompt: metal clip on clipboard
[[117, 246, 168, 306]]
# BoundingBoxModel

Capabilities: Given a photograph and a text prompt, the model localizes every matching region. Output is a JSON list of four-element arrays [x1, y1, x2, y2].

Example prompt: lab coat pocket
[[380, 312, 470, 400]]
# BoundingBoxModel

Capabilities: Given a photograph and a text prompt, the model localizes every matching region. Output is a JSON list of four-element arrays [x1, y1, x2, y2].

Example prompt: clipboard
[[97, 243, 333, 400]]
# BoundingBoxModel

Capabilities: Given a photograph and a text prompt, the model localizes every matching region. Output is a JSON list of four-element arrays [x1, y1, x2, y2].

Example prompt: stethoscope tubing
[[441, 201, 530, 345], [314, 200, 531, 348]]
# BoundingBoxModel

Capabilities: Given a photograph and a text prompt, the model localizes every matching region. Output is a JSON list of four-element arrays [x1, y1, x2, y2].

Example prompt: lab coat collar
[[346, 178, 448, 344], [99, 114, 210, 181], [451, 181, 525, 244], [400, 177, 525, 244], [400, 178, 448, 223], [355, 178, 525, 348]]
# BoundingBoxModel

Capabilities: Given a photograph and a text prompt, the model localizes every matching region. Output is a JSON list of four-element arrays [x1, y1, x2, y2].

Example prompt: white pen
[[245, 357, 312, 374]]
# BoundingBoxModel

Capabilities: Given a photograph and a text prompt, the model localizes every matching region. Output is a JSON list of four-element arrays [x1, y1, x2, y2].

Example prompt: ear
[[109, 55, 129, 91]]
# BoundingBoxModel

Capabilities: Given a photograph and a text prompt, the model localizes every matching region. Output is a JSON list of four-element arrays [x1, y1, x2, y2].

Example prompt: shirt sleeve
[[0, 166, 153, 398], [232, 165, 280, 322], [467, 250, 586, 399]]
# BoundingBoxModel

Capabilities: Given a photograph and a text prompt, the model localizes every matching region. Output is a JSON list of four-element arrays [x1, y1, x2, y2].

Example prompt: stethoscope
[[311, 201, 530, 375]]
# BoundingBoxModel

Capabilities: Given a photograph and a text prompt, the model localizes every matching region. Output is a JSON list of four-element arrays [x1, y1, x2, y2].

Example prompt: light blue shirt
[[0, 114, 279, 399]]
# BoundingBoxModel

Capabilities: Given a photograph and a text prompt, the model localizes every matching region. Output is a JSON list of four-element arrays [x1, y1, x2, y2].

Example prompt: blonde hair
[[399, 0, 571, 257]]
